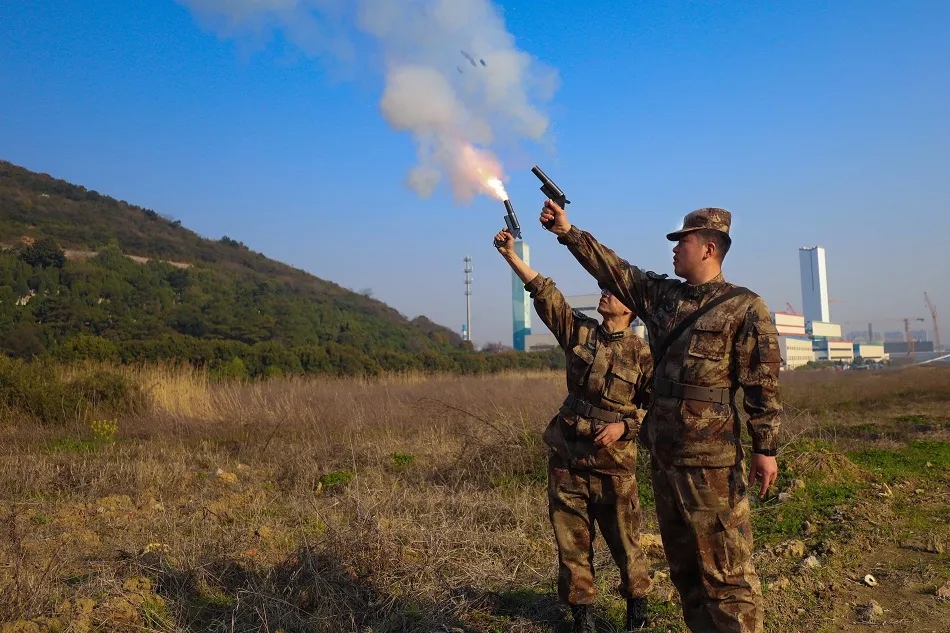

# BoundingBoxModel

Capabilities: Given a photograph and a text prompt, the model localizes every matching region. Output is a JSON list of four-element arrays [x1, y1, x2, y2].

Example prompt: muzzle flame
[[460, 144, 508, 201]]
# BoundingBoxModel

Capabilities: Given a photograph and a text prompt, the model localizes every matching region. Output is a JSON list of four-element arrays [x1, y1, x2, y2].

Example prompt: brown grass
[[0, 365, 948, 632]]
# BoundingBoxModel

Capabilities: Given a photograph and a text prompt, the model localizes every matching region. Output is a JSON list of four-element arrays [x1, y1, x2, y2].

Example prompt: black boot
[[571, 604, 596, 633], [625, 597, 649, 631]]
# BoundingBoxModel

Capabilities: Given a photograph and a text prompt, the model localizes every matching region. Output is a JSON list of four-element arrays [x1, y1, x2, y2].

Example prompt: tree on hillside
[[20, 237, 66, 269]]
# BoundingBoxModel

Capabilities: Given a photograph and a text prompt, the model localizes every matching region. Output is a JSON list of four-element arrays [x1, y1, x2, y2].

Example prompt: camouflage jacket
[[525, 274, 653, 475], [557, 226, 783, 468]]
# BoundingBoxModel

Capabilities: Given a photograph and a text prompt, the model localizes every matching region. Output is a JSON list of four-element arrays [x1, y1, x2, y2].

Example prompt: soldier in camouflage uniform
[[493, 228, 654, 632], [537, 205, 783, 633]]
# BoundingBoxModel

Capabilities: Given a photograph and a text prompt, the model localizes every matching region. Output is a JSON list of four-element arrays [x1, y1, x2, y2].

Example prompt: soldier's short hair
[[696, 229, 731, 262]]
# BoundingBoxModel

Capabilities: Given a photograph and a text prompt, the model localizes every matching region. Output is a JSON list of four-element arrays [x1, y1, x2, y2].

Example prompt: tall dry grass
[[0, 364, 947, 631]]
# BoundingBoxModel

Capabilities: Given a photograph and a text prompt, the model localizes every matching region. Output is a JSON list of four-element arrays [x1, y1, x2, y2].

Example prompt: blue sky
[[1, 0, 947, 347]]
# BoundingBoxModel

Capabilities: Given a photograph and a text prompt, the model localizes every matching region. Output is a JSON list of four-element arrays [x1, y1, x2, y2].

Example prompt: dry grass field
[[2, 364, 950, 632]]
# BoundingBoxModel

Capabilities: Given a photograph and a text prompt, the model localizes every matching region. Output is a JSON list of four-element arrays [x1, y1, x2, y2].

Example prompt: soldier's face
[[597, 289, 633, 319], [672, 233, 706, 277]]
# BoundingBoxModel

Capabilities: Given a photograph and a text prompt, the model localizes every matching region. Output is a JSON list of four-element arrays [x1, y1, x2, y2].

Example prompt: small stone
[[214, 469, 239, 485], [802, 555, 821, 570], [936, 582, 950, 600], [769, 577, 790, 591], [856, 600, 883, 623], [926, 534, 946, 554], [916, 488, 925, 495], [778, 540, 807, 558], [778, 492, 793, 503], [863, 574, 878, 587]]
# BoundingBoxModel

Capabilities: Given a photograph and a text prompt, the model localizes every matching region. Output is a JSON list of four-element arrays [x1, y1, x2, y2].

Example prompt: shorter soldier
[[494, 228, 654, 633]]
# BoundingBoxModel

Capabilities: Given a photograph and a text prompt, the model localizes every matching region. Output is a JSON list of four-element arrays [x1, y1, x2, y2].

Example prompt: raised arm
[[539, 200, 661, 320], [494, 228, 574, 349]]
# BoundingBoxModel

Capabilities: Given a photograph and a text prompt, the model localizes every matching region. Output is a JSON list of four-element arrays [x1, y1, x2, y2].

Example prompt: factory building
[[813, 339, 855, 362], [853, 342, 887, 361], [883, 341, 935, 355], [772, 312, 807, 336], [807, 321, 842, 339], [779, 336, 816, 369]]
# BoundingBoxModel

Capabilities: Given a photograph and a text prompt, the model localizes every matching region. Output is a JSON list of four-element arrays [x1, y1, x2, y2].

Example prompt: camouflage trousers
[[547, 456, 653, 605], [651, 458, 764, 633]]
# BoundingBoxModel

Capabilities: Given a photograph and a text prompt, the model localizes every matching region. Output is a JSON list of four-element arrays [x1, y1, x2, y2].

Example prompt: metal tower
[[463, 255, 473, 341]]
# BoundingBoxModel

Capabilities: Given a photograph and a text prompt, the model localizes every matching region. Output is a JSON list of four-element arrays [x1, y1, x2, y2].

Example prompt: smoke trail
[[179, 0, 558, 203]]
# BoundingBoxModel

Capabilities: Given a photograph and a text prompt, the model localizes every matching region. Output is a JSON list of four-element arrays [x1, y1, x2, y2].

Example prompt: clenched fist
[[540, 199, 572, 236]]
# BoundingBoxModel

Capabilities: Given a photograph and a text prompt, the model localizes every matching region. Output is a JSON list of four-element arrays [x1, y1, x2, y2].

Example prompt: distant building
[[813, 339, 855, 363], [772, 312, 807, 337], [807, 321, 842, 339], [883, 341, 935, 355], [511, 242, 531, 351], [799, 246, 831, 324], [779, 336, 815, 369], [884, 329, 929, 342], [853, 342, 886, 361]]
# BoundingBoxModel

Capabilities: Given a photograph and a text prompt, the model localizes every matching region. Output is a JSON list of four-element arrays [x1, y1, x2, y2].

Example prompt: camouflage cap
[[666, 207, 732, 241]]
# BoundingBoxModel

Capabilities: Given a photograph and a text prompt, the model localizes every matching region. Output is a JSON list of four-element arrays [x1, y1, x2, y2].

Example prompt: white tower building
[[799, 246, 830, 324], [512, 241, 531, 350]]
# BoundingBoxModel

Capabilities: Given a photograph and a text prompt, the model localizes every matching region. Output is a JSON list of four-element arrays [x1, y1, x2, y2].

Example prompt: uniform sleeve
[[735, 298, 783, 455], [557, 225, 664, 325], [524, 274, 575, 350], [622, 342, 654, 440]]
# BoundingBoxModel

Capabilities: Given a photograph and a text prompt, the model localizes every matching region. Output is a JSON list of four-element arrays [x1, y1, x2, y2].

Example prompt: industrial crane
[[925, 292, 941, 353], [904, 318, 926, 356]]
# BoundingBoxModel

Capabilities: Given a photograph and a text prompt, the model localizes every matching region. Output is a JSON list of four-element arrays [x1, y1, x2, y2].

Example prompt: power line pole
[[463, 255, 473, 342]]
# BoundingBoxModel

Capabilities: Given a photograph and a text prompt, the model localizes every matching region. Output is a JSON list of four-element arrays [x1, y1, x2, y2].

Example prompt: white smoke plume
[[180, 0, 558, 203]]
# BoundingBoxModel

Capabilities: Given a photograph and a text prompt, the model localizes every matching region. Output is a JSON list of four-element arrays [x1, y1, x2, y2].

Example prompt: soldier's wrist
[[556, 225, 579, 243]]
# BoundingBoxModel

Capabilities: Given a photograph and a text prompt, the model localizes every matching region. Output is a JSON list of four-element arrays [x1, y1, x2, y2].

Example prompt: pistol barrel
[[531, 165, 570, 205], [503, 199, 522, 239]]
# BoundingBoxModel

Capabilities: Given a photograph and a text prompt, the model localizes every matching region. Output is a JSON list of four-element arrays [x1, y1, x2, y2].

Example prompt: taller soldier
[[539, 203, 783, 633]]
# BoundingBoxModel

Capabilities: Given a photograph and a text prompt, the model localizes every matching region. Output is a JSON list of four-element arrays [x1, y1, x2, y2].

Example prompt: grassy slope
[[0, 159, 462, 347]]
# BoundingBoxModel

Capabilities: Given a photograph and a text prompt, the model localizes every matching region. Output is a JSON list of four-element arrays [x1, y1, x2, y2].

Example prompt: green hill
[[0, 159, 562, 377]]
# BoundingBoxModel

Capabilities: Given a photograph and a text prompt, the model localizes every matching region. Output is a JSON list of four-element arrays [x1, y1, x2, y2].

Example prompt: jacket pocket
[[601, 361, 641, 405], [687, 323, 728, 361], [569, 344, 595, 384]]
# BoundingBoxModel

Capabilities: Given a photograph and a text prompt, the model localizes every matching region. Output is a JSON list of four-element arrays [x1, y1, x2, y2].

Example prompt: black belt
[[654, 377, 733, 405], [561, 394, 623, 423]]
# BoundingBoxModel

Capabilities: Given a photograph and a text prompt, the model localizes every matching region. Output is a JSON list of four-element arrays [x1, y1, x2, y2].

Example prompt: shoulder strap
[[653, 286, 751, 368]]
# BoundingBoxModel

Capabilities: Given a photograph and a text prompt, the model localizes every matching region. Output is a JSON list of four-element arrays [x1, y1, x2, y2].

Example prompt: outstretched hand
[[539, 199, 572, 236], [493, 229, 515, 253]]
